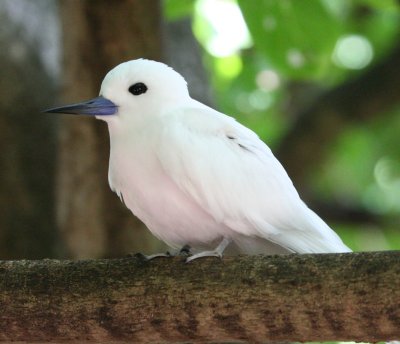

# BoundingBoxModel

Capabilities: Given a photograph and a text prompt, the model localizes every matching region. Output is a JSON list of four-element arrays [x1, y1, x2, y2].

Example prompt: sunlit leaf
[[164, 0, 196, 21], [238, 0, 343, 79]]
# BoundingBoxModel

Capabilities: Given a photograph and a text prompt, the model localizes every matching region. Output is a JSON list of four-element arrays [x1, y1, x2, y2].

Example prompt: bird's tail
[[270, 207, 352, 254], [235, 206, 352, 255], [273, 228, 352, 254]]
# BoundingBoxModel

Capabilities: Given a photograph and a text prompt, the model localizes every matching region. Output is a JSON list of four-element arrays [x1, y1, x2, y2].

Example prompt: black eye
[[129, 82, 148, 96]]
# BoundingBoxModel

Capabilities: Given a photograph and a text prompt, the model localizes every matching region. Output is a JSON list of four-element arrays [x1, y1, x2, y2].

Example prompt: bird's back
[[153, 103, 351, 254]]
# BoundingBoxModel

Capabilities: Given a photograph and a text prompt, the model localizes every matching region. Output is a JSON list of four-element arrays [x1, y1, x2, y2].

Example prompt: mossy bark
[[0, 251, 399, 342]]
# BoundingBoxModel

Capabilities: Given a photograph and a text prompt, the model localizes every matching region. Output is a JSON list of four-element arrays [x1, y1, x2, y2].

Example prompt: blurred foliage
[[164, 0, 400, 251]]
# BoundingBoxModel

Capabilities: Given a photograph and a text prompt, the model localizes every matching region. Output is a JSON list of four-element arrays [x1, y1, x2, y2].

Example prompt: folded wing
[[157, 104, 351, 253]]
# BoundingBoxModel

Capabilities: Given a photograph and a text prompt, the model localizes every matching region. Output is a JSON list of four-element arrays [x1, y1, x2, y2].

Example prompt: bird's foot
[[185, 237, 231, 263], [133, 252, 171, 261], [130, 244, 191, 261], [178, 244, 191, 256], [131, 238, 231, 263], [185, 250, 223, 263]]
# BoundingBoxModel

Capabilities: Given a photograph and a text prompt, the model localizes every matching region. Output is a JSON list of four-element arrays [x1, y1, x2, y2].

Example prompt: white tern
[[45, 59, 351, 261]]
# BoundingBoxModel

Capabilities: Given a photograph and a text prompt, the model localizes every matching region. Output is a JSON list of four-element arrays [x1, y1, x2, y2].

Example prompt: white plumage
[[49, 59, 351, 260]]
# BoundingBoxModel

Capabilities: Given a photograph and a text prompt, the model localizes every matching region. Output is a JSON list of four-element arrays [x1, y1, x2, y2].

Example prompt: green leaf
[[238, 0, 343, 79], [164, 0, 195, 21]]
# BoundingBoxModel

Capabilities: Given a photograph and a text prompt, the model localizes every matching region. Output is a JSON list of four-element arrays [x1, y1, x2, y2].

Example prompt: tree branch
[[1, 252, 399, 342]]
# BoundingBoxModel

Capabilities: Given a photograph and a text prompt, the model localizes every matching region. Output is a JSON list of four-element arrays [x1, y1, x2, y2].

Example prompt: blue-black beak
[[43, 96, 117, 116]]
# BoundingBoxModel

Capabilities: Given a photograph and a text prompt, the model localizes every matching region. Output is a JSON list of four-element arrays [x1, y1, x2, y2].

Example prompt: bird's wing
[[156, 104, 350, 253]]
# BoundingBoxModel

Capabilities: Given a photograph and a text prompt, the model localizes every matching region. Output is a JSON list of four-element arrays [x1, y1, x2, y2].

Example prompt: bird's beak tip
[[43, 96, 117, 116]]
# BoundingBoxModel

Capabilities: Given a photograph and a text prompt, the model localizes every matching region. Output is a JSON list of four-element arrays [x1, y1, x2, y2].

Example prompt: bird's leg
[[186, 237, 231, 263], [178, 244, 191, 256]]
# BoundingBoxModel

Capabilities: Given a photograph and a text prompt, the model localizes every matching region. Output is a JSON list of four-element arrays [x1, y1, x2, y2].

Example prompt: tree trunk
[[0, 5, 58, 259], [58, 0, 166, 259], [163, 18, 214, 107], [0, 252, 399, 342]]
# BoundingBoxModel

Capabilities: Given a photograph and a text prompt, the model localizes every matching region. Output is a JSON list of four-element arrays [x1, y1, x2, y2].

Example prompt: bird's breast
[[107, 141, 227, 248]]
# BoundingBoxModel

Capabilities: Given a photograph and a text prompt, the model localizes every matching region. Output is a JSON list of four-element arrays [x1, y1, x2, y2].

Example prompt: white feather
[[98, 59, 351, 255], [156, 104, 350, 253]]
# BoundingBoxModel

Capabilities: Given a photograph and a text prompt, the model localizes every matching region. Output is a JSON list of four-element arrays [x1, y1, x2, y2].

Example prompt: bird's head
[[44, 59, 189, 123]]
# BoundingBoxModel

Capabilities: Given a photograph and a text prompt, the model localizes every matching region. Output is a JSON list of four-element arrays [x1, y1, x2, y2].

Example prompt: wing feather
[[157, 104, 350, 253]]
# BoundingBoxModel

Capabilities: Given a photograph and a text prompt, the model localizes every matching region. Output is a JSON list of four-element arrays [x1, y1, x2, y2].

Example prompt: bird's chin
[[95, 114, 113, 122]]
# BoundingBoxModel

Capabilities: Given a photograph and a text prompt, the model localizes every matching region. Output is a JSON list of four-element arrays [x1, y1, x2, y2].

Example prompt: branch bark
[[1, 251, 399, 342]]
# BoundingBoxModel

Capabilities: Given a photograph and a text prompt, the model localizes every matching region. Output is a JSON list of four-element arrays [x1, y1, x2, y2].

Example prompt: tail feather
[[272, 229, 352, 254], [237, 206, 352, 254], [269, 207, 352, 254]]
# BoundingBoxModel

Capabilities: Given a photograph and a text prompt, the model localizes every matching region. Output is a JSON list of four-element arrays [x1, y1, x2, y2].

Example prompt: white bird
[[45, 59, 351, 261]]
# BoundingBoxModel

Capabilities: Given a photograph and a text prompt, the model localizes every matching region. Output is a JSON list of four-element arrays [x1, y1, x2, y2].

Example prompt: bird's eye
[[129, 82, 148, 96]]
